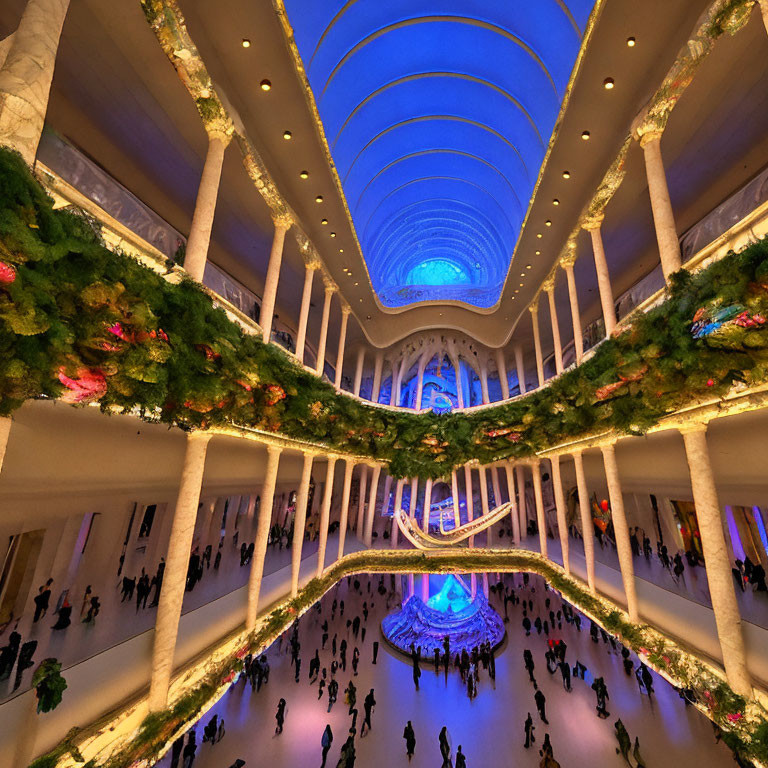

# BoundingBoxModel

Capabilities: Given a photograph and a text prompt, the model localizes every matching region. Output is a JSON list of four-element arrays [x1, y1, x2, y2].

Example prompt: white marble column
[[391, 479, 405, 548], [478, 465, 491, 546], [334, 305, 350, 388], [583, 217, 616, 336], [491, 467, 502, 510], [355, 465, 368, 541], [464, 465, 475, 546], [337, 460, 354, 560], [549, 455, 569, 575], [0, 0, 70, 164], [514, 344, 527, 395], [530, 302, 545, 387], [421, 573, 429, 602], [531, 460, 548, 558], [639, 132, 681, 281], [504, 462, 520, 544], [422, 478, 433, 531], [601, 442, 638, 621], [149, 432, 211, 711], [680, 424, 751, 696], [381, 475, 393, 521], [515, 464, 527, 537], [315, 280, 336, 375], [544, 279, 563, 375], [451, 470, 461, 529], [0, 416, 11, 475], [246, 445, 281, 630], [561, 252, 584, 364], [453, 358, 464, 407], [290, 453, 314, 596], [409, 478, 419, 519], [363, 465, 382, 547], [415, 354, 428, 409], [260, 216, 292, 342], [479, 360, 490, 404], [184, 131, 231, 282], [353, 348, 365, 396], [371, 351, 383, 403], [572, 450, 596, 592], [316, 457, 337, 576], [495, 348, 509, 400], [295, 261, 318, 363]]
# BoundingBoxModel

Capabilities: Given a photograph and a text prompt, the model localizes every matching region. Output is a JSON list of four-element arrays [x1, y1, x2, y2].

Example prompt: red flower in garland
[[264, 384, 286, 406], [221, 670, 237, 685], [0, 261, 16, 284], [58, 366, 107, 404]]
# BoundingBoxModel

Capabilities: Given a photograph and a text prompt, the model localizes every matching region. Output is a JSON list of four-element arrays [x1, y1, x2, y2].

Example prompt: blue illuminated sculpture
[[381, 575, 505, 655]]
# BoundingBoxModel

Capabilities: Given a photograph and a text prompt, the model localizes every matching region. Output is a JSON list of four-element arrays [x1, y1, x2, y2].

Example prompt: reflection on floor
[[157, 572, 735, 768]]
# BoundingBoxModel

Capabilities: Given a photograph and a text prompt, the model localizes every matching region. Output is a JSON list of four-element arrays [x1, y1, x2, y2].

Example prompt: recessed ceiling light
[[536, 233, 543, 239], [339, 248, 344, 253], [526, 265, 532, 269], [359, 298, 363, 302], [321, 218, 328, 225], [562, 170, 571, 179], [330, 232, 336, 237], [520, 272, 525, 277], [366, 315, 371, 320], [534, 251, 540, 256], [545, 220, 552, 227], [514, 289, 519, 294], [626, 37, 636, 47], [553, 199, 560, 206], [512, 296, 516, 300], [242, 39, 251, 48], [299, 170, 309, 179], [603, 77, 615, 90], [315, 195, 324, 203], [260, 79, 271, 91], [519, 283, 524, 287], [581, 131, 590, 140], [283, 130, 292, 140]]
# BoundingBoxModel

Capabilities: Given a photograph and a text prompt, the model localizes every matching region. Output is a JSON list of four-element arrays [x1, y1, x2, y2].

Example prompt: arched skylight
[[283, 0, 596, 308]]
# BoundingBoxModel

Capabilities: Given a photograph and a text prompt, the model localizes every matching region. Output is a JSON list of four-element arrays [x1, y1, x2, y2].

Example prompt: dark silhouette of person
[[455, 745, 467, 768], [321, 724, 333, 768], [439, 725, 452, 767], [534, 689, 548, 724], [524, 713, 535, 748], [361, 688, 376, 734], [403, 720, 416, 760], [275, 698, 286, 734]]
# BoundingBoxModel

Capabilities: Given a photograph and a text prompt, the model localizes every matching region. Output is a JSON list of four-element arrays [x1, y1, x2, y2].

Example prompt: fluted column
[[549, 456, 569, 575], [363, 464, 381, 547], [295, 261, 318, 363], [531, 460, 547, 558], [246, 445, 281, 630], [0, 416, 11, 475], [184, 131, 232, 282], [451, 470, 461, 529], [0, 0, 71, 164], [583, 216, 616, 336], [391, 479, 405, 548], [355, 465, 368, 541], [478, 465, 491, 546], [409, 478, 419, 518], [381, 475, 393, 522], [680, 424, 750, 695], [561, 250, 583, 364], [415, 354, 427, 409], [530, 302, 545, 387], [491, 467, 502, 509], [290, 453, 314, 596], [495, 349, 509, 400], [371, 351, 383, 403], [515, 464, 527, 537], [337, 460, 355, 560], [315, 280, 336, 375], [572, 451, 596, 592], [149, 432, 211, 711], [453, 358, 464, 407], [260, 216, 292, 342], [353, 348, 365, 396], [601, 442, 638, 621], [334, 304, 351, 387], [422, 478, 433, 531], [639, 132, 681, 281], [316, 457, 338, 576], [504, 462, 520, 544], [544, 278, 563, 375], [479, 360, 490, 404], [514, 344, 526, 395], [464, 465, 475, 546]]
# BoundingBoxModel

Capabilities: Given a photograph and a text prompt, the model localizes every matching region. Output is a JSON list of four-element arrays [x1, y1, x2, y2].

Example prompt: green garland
[[29, 549, 768, 768], [2, 148, 768, 479]]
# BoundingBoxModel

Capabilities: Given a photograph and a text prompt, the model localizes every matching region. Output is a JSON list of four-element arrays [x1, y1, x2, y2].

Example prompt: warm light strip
[[395, 502, 513, 548]]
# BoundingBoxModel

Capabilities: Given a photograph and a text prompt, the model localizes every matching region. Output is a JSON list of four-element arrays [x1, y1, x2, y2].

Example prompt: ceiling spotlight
[[283, 130, 292, 140], [359, 298, 363, 302], [535, 251, 541, 256], [260, 79, 271, 91], [562, 170, 571, 179], [366, 315, 371, 320], [321, 218, 328, 225], [354, 282, 359, 286], [315, 195, 324, 203], [339, 248, 344, 253], [581, 131, 590, 140], [603, 77, 615, 90], [519, 283, 524, 287], [299, 170, 309, 179], [545, 220, 552, 227], [242, 39, 251, 48], [514, 289, 520, 294], [553, 199, 560, 206], [520, 272, 525, 277], [536, 233, 543, 239], [330, 232, 336, 237], [626, 37, 636, 47], [526, 264, 532, 269]]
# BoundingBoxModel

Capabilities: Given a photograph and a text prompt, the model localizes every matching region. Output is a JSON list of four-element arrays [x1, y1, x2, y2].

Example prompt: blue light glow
[[283, 0, 596, 307], [427, 574, 472, 613]]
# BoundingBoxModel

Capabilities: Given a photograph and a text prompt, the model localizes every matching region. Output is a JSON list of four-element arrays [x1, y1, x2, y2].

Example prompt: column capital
[[188, 430, 213, 445], [528, 299, 539, 315], [581, 213, 604, 231], [560, 241, 577, 269], [340, 302, 352, 316], [266, 443, 283, 457], [678, 419, 709, 435], [541, 274, 556, 293], [272, 213, 293, 230], [322, 274, 337, 293], [204, 124, 234, 146]]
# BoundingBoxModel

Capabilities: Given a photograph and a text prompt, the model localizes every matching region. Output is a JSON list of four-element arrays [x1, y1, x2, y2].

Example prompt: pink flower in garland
[[0, 261, 16, 284], [58, 367, 108, 404], [221, 670, 237, 685], [726, 713, 743, 723]]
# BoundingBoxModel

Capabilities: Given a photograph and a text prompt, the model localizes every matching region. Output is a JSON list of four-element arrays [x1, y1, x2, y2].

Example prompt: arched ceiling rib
[[283, 0, 596, 309]]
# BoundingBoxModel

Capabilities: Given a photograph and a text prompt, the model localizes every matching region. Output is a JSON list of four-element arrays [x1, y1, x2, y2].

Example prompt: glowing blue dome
[[283, 0, 596, 307]]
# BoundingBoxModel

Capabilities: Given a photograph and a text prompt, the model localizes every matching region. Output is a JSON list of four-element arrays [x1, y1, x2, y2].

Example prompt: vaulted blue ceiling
[[282, 0, 597, 308]]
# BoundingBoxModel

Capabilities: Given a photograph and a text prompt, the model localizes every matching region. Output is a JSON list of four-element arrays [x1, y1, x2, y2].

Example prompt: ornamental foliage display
[[31, 658, 67, 714], [3, 148, 768, 479]]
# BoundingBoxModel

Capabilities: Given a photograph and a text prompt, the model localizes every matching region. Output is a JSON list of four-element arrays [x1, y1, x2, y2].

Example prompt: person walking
[[182, 729, 197, 768], [403, 720, 416, 760], [524, 713, 535, 748], [614, 719, 631, 763], [455, 745, 467, 768], [633, 736, 647, 768], [275, 698, 286, 734], [439, 725, 452, 768], [321, 724, 333, 768], [361, 688, 376, 735], [534, 689, 548, 724]]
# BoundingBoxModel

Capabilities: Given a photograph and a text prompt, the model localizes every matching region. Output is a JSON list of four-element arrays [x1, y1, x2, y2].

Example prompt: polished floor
[[157, 573, 735, 768]]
